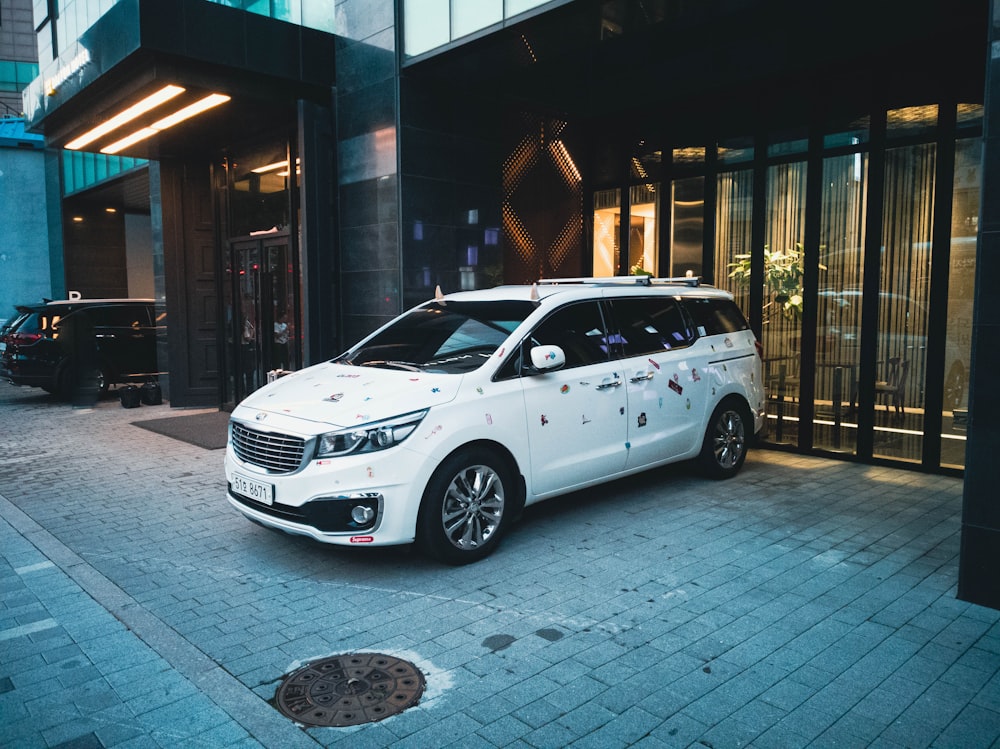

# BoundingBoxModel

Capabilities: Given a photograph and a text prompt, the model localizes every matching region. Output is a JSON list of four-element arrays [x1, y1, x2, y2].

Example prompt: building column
[[958, 4, 1000, 610]]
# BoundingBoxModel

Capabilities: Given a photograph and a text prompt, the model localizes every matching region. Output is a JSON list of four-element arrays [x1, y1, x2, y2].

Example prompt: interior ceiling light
[[65, 84, 185, 150], [252, 158, 300, 174], [101, 93, 232, 154]]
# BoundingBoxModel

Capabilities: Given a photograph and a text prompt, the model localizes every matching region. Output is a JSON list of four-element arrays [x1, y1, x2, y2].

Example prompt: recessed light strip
[[252, 158, 300, 174], [100, 93, 232, 154], [65, 84, 185, 150], [151, 93, 231, 130]]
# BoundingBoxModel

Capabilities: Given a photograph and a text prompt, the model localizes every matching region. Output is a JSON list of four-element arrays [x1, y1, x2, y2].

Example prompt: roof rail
[[536, 276, 702, 287]]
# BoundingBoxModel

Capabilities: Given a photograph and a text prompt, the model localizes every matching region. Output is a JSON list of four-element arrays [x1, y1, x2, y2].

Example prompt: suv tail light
[[10, 332, 43, 346], [754, 337, 764, 359]]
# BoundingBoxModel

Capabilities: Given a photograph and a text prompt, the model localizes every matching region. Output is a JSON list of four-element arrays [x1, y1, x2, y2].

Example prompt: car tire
[[416, 446, 515, 565], [698, 397, 750, 479]]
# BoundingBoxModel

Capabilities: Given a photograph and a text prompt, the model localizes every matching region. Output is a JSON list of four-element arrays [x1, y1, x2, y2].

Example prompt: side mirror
[[530, 345, 566, 371]]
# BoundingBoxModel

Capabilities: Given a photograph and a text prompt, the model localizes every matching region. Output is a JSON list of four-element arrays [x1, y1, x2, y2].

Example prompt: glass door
[[228, 234, 298, 403]]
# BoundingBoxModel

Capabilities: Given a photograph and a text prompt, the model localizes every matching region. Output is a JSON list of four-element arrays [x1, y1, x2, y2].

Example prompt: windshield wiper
[[359, 360, 423, 372]]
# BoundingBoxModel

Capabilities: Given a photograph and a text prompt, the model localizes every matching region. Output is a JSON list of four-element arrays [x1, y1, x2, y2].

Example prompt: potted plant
[[727, 242, 823, 322]]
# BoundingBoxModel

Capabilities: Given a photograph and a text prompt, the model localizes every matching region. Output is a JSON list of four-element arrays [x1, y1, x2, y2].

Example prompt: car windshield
[[336, 300, 535, 373]]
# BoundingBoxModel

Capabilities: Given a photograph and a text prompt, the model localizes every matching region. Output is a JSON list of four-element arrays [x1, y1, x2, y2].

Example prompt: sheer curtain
[[875, 143, 935, 462], [814, 152, 868, 453]]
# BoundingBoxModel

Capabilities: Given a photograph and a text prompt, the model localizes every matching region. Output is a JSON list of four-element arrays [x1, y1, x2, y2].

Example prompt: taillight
[[10, 332, 42, 346], [754, 337, 764, 359]]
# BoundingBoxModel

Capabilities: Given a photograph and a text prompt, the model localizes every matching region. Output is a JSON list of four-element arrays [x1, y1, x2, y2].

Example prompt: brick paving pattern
[[1, 380, 998, 747]]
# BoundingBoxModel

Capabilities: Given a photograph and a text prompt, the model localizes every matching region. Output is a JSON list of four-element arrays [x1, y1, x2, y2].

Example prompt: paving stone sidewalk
[[1, 380, 999, 748]]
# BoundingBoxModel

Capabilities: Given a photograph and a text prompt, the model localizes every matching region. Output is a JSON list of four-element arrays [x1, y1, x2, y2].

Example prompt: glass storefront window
[[714, 167, 752, 308], [718, 136, 754, 165], [814, 152, 868, 453], [941, 136, 980, 469], [673, 146, 705, 167], [670, 176, 703, 278], [761, 160, 807, 446], [874, 142, 936, 463], [887, 105, 939, 140], [824, 116, 870, 149], [592, 188, 620, 277], [629, 184, 658, 276]]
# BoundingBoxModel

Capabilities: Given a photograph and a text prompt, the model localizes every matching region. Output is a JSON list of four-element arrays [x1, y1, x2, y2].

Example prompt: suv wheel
[[416, 447, 514, 564], [698, 397, 750, 479]]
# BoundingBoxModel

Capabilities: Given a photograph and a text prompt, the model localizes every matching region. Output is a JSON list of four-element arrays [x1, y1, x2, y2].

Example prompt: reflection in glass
[[629, 184, 658, 276], [593, 188, 621, 276], [714, 167, 752, 308], [941, 137, 980, 468], [229, 145, 292, 238], [762, 161, 807, 446], [874, 143, 936, 463], [670, 177, 703, 278], [814, 152, 868, 453]]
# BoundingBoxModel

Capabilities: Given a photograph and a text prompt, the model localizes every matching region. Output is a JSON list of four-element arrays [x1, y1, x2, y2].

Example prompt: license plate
[[231, 472, 274, 505]]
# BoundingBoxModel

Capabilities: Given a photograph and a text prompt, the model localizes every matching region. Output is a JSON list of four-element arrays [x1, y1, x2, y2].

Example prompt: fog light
[[351, 504, 376, 525]]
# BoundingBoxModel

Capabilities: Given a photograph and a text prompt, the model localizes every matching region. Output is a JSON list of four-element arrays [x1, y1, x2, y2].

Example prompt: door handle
[[596, 378, 622, 390], [630, 371, 654, 383]]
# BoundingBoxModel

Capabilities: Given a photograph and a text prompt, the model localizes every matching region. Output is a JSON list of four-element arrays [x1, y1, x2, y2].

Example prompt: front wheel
[[416, 447, 515, 564], [698, 398, 750, 479]]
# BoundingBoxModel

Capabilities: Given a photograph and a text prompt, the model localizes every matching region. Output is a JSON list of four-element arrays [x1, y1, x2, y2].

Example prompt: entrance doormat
[[132, 410, 230, 450]]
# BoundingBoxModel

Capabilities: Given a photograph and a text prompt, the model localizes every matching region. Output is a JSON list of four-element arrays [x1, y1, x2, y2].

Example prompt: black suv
[[0, 299, 162, 397]]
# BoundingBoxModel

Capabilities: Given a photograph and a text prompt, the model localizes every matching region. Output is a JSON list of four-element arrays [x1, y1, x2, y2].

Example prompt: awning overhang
[[24, 0, 336, 160]]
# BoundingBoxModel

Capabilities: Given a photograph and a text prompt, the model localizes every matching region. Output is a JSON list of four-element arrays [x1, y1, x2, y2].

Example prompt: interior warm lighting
[[105, 207, 117, 213], [65, 85, 185, 150], [100, 93, 231, 155], [72, 216, 84, 222]]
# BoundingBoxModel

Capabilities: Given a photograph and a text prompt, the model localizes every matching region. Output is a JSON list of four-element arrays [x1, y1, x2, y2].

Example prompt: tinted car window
[[611, 297, 695, 356], [528, 301, 610, 369], [340, 300, 534, 373], [86, 305, 151, 328], [683, 298, 749, 336]]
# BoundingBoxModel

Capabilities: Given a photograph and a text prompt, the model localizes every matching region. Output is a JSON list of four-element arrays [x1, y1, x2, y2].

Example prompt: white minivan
[[225, 278, 766, 563]]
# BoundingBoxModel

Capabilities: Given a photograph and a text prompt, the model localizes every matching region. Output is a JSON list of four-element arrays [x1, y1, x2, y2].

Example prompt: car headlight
[[316, 410, 427, 458]]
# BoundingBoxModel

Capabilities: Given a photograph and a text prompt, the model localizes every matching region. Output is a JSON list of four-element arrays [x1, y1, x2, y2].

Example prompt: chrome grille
[[231, 421, 307, 474]]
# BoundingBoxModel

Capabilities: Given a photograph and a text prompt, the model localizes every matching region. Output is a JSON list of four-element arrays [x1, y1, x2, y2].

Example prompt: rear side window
[[89, 305, 151, 328], [611, 297, 696, 356], [683, 298, 749, 336]]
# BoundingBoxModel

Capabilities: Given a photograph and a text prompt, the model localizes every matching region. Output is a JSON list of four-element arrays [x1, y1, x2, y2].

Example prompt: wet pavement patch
[[482, 634, 517, 652], [535, 628, 564, 642], [274, 653, 425, 727]]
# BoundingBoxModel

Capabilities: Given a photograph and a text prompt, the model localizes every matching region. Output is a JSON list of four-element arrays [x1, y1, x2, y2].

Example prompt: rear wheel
[[416, 447, 515, 564], [698, 398, 750, 479]]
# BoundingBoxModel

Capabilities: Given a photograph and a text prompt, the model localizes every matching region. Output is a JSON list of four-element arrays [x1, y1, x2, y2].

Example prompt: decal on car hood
[[234, 362, 460, 428]]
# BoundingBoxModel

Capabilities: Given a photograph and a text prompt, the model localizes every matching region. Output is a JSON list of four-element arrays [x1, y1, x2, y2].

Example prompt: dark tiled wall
[[398, 76, 504, 311], [334, 2, 399, 346]]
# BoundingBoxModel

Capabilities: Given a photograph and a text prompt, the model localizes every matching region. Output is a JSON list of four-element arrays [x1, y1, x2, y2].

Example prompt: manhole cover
[[274, 653, 425, 727]]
